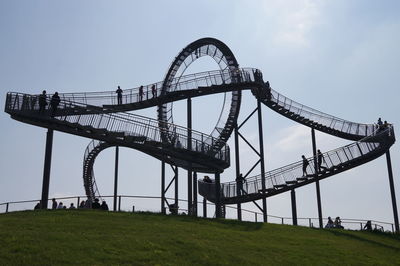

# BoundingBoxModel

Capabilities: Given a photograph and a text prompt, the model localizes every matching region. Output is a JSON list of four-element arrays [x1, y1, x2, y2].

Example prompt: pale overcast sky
[[1, 0, 399, 228]]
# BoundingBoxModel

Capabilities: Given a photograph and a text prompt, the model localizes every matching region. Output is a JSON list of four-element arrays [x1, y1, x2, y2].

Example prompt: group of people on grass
[[34, 198, 109, 211], [325, 216, 344, 229]]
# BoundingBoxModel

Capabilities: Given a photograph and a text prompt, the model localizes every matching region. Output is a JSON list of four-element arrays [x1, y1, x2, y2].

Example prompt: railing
[[199, 126, 393, 200], [268, 88, 376, 137], [47, 68, 259, 107], [0, 195, 397, 232], [5, 93, 230, 164]]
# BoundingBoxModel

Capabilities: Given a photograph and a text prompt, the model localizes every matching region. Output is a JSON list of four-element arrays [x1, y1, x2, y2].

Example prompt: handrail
[[0, 195, 396, 232]]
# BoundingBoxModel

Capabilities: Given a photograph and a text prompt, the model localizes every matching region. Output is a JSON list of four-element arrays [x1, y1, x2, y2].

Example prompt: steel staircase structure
[[4, 38, 396, 221]]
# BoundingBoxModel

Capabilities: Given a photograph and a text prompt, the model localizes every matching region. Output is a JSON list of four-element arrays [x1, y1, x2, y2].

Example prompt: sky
[[1, 0, 399, 229]]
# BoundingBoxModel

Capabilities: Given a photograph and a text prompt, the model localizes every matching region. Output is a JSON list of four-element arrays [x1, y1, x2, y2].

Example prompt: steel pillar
[[215, 172, 222, 218], [161, 160, 166, 214], [187, 97, 193, 215], [193, 171, 198, 216], [41, 129, 54, 209], [257, 99, 267, 222], [291, 189, 298, 226], [113, 146, 119, 211], [234, 126, 242, 221], [203, 198, 207, 218], [175, 167, 179, 211], [311, 128, 323, 228], [386, 150, 399, 233]]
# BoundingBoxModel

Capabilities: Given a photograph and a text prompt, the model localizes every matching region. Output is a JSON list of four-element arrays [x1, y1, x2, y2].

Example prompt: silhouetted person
[[69, 203, 76, 209], [92, 198, 101, 209], [139, 85, 144, 101], [57, 202, 64, 209], [50, 92, 60, 116], [334, 217, 344, 229], [34, 202, 41, 210], [377, 118, 383, 127], [364, 220, 372, 231], [116, 86, 123, 104], [236, 173, 245, 196], [325, 216, 334, 228], [39, 90, 48, 113], [101, 201, 109, 211], [79, 200, 85, 209], [203, 175, 212, 183], [302, 155, 309, 176], [317, 149, 326, 172], [151, 84, 157, 98], [52, 198, 58, 210]]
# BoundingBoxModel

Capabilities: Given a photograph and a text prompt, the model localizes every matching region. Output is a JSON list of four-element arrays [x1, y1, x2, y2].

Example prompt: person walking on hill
[[50, 92, 61, 116], [302, 155, 309, 176], [39, 90, 48, 114], [116, 86, 123, 105], [52, 198, 58, 210], [101, 201, 109, 211]]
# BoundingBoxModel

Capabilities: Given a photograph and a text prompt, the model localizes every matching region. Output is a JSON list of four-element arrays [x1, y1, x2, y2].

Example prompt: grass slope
[[0, 210, 399, 265]]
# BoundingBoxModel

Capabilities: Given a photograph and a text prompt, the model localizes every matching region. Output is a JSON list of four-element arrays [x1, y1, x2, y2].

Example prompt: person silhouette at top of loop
[[50, 92, 60, 117], [151, 84, 157, 98], [139, 85, 144, 101], [302, 155, 309, 176], [39, 90, 48, 114], [116, 86, 123, 105]]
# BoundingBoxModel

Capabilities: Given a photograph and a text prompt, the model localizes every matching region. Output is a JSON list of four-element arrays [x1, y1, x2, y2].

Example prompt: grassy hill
[[0, 210, 399, 265]]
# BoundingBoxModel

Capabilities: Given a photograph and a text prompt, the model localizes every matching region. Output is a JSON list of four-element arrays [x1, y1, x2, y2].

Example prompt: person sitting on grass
[[92, 198, 101, 209], [325, 216, 334, 228]]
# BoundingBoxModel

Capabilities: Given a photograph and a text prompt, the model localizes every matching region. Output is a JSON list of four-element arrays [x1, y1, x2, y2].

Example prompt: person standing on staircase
[[50, 92, 60, 116], [116, 86, 123, 104], [236, 173, 245, 196], [151, 84, 157, 98], [317, 149, 326, 172], [139, 85, 144, 101], [302, 155, 309, 176], [39, 90, 48, 114]]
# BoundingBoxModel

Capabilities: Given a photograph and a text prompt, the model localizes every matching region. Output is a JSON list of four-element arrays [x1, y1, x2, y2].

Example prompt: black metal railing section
[[199, 126, 394, 202], [5, 93, 230, 164], [48, 68, 259, 108], [83, 139, 110, 201], [264, 87, 376, 138]]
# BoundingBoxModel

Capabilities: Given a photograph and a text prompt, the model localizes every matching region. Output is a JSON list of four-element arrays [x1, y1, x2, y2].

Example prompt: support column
[[161, 160, 166, 214], [113, 146, 119, 212], [193, 171, 198, 216], [311, 128, 323, 228], [386, 150, 399, 233], [257, 99, 268, 222], [187, 97, 193, 215], [291, 189, 298, 226], [234, 126, 242, 221], [174, 167, 179, 212], [203, 198, 207, 218], [215, 172, 222, 218], [41, 129, 54, 209]]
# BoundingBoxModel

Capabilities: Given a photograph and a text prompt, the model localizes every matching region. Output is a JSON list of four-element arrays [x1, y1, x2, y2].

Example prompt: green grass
[[0, 210, 399, 265]]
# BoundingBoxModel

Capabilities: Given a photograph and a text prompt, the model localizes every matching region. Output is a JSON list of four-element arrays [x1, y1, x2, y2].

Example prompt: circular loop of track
[[158, 37, 242, 152]]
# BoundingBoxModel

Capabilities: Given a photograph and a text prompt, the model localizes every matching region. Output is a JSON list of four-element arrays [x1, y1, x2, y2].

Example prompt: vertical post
[[113, 146, 119, 212], [174, 167, 179, 211], [386, 150, 399, 233], [203, 198, 207, 218], [161, 160, 166, 214], [77, 197, 80, 209], [291, 189, 298, 226], [257, 99, 267, 222], [311, 128, 323, 228], [215, 172, 222, 218], [118, 195, 121, 211], [234, 125, 242, 221], [41, 129, 54, 209], [193, 171, 198, 216], [6, 203, 9, 213], [187, 97, 193, 215]]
